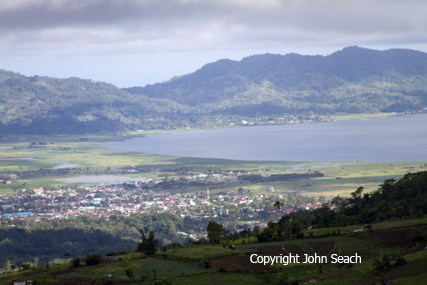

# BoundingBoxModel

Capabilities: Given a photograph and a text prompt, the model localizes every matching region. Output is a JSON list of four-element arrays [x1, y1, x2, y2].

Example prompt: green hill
[[0, 71, 190, 135], [2, 46, 427, 135], [125, 46, 427, 115]]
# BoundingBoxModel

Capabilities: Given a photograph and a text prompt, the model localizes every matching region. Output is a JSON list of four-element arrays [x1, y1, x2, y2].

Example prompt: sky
[[1, 0, 427, 88]]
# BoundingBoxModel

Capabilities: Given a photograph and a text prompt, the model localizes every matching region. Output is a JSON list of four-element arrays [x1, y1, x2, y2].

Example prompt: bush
[[203, 260, 211, 269], [154, 277, 172, 285], [410, 229, 426, 243], [71, 257, 81, 268], [85, 253, 101, 266], [140, 269, 152, 283]]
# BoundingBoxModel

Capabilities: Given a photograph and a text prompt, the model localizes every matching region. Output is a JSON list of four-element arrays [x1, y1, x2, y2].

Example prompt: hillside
[[125, 46, 427, 115], [2, 46, 427, 135], [0, 71, 191, 135]]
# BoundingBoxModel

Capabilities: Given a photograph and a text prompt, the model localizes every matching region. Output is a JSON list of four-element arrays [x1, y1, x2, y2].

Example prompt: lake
[[103, 114, 427, 162]]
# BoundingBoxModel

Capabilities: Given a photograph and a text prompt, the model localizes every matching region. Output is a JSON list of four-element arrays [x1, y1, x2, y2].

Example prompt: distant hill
[[1, 46, 427, 135], [125, 46, 427, 115], [0, 71, 190, 134]]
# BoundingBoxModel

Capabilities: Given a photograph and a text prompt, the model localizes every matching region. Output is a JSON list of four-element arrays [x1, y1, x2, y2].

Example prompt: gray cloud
[[1, 0, 426, 56]]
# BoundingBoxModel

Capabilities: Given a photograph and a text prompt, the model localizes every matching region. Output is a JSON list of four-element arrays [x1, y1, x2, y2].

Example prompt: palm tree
[[274, 201, 282, 210]]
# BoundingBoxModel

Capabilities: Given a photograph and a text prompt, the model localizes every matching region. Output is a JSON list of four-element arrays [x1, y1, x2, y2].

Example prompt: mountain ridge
[[1, 46, 427, 135]]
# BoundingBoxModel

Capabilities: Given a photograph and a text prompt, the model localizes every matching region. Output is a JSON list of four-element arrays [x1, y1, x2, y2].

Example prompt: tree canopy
[[137, 230, 159, 257]]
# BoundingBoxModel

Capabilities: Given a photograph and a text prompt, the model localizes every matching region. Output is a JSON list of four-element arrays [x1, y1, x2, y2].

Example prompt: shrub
[[153, 277, 172, 285], [140, 269, 151, 283], [71, 257, 81, 268], [85, 253, 101, 266], [203, 260, 211, 269]]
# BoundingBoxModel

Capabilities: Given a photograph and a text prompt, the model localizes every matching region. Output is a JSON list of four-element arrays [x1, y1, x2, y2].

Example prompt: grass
[[172, 272, 265, 285], [220, 237, 258, 245], [1, 132, 427, 198], [81, 258, 208, 280], [164, 245, 243, 262], [3, 225, 426, 284], [304, 216, 427, 236], [333, 112, 392, 121], [394, 270, 427, 285]]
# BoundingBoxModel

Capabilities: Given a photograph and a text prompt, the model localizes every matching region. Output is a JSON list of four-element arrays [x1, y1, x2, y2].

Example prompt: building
[[32, 188, 43, 194]]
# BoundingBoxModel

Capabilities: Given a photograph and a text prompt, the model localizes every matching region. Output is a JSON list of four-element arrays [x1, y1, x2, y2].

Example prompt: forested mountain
[[2, 46, 427, 135], [125, 46, 427, 115], [0, 71, 191, 134]]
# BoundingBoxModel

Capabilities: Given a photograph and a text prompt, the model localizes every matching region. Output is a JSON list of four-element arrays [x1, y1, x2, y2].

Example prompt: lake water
[[103, 114, 427, 162]]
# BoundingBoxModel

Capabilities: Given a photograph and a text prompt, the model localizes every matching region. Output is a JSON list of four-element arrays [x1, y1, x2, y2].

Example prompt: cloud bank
[[1, 0, 426, 56]]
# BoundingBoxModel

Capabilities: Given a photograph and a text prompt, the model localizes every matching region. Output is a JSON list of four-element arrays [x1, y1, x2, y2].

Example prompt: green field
[[162, 245, 243, 262], [6, 221, 427, 284], [1, 133, 426, 197]]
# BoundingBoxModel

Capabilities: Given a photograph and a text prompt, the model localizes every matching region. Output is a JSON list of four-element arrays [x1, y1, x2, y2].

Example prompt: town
[[0, 179, 323, 241]]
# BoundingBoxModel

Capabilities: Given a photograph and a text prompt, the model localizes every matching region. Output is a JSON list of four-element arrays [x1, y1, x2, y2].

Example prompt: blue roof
[[15, 212, 34, 216], [2, 212, 34, 217]]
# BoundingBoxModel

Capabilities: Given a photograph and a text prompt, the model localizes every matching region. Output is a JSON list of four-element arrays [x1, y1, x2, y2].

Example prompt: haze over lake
[[104, 115, 427, 162]]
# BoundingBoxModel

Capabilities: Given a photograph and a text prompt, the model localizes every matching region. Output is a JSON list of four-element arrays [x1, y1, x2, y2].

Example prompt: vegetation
[[126, 46, 427, 117], [0, 212, 185, 268], [164, 245, 242, 262], [137, 230, 159, 257], [1, 47, 427, 135]]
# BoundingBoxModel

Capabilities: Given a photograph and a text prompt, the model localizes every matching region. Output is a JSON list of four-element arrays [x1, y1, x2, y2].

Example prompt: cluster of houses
[[0, 183, 324, 233]]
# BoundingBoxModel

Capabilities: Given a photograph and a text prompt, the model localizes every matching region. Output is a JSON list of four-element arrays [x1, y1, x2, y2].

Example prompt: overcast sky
[[1, 0, 427, 88]]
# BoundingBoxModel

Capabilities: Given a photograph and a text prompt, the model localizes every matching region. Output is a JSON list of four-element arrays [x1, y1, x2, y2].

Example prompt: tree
[[390, 206, 405, 219], [137, 230, 159, 257], [5, 259, 11, 271], [232, 232, 241, 241], [125, 267, 135, 284], [289, 220, 302, 235], [71, 257, 81, 268], [140, 269, 152, 283], [33, 257, 39, 269], [253, 226, 261, 236], [274, 201, 282, 210], [351, 186, 364, 198], [207, 221, 224, 244], [85, 253, 101, 266]]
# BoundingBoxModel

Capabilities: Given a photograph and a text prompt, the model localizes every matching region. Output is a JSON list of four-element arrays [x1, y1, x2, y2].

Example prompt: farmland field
[[1, 132, 426, 197], [164, 245, 243, 262]]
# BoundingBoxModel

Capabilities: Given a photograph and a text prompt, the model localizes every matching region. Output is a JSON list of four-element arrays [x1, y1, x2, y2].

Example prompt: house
[[364, 224, 372, 233], [101, 256, 119, 262], [32, 188, 43, 194], [10, 279, 27, 285]]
